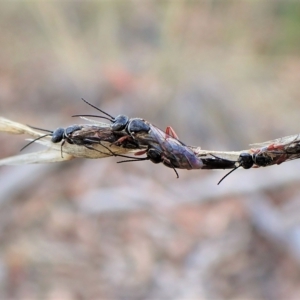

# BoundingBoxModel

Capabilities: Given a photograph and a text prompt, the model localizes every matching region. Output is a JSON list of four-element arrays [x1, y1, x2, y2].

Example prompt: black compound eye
[[65, 125, 82, 136], [111, 115, 129, 131], [127, 119, 150, 135], [238, 153, 253, 169], [51, 127, 65, 143], [147, 148, 162, 164]]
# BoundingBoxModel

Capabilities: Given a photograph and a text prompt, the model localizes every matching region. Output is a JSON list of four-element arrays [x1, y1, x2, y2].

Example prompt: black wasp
[[20, 121, 145, 160], [20, 98, 150, 159]]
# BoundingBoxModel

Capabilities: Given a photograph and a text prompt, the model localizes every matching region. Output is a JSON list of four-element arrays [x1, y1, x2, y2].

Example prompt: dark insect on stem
[[20, 98, 151, 161], [74, 98, 198, 177], [73, 98, 150, 137], [20, 98, 201, 177], [21, 124, 146, 161]]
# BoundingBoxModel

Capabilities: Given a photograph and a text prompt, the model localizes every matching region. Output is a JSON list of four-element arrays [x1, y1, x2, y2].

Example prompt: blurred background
[[1, 1, 300, 299]]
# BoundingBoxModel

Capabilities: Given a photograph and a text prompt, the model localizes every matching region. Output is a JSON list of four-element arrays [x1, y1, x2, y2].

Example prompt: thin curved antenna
[[217, 165, 240, 185], [20, 133, 51, 152], [26, 125, 53, 133], [81, 98, 115, 120]]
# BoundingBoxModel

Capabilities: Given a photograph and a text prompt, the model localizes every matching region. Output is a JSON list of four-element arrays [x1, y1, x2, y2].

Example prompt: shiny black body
[[110, 115, 150, 136], [126, 118, 150, 136], [238, 152, 272, 168], [73, 98, 150, 137], [110, 115, 129, 131], [238, 153, 254, 169], [51, 128, 65, 143], [51, 125, 83, 144], [147, 148, 163, 164], [252, 153, 273, 167], [201, 157, 236, 169]]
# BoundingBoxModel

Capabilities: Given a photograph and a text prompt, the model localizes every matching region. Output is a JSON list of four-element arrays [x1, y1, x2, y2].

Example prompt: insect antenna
[[20, 133, 52, 152], [26, 125, 53, 133], [80, 98, 115, 120], [217, 165, 240, 185]]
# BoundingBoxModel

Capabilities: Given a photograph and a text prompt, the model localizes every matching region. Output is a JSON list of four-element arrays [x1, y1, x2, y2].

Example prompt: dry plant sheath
[[1, 99, 300, 183]]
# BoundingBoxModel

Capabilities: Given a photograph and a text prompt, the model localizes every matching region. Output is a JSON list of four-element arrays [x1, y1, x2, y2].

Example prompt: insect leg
[[83, 138, 146, 160], [165, 126, 179, 139], [60, 140, 66, 158]]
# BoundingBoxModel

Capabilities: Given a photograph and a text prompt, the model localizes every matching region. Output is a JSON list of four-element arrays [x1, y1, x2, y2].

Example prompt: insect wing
[[147, 124, 183, 146], [148, 124, 203, 169], [76, 116, 111, 127], [68, 125, 115, 144], [250, 134, 300, 149]]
